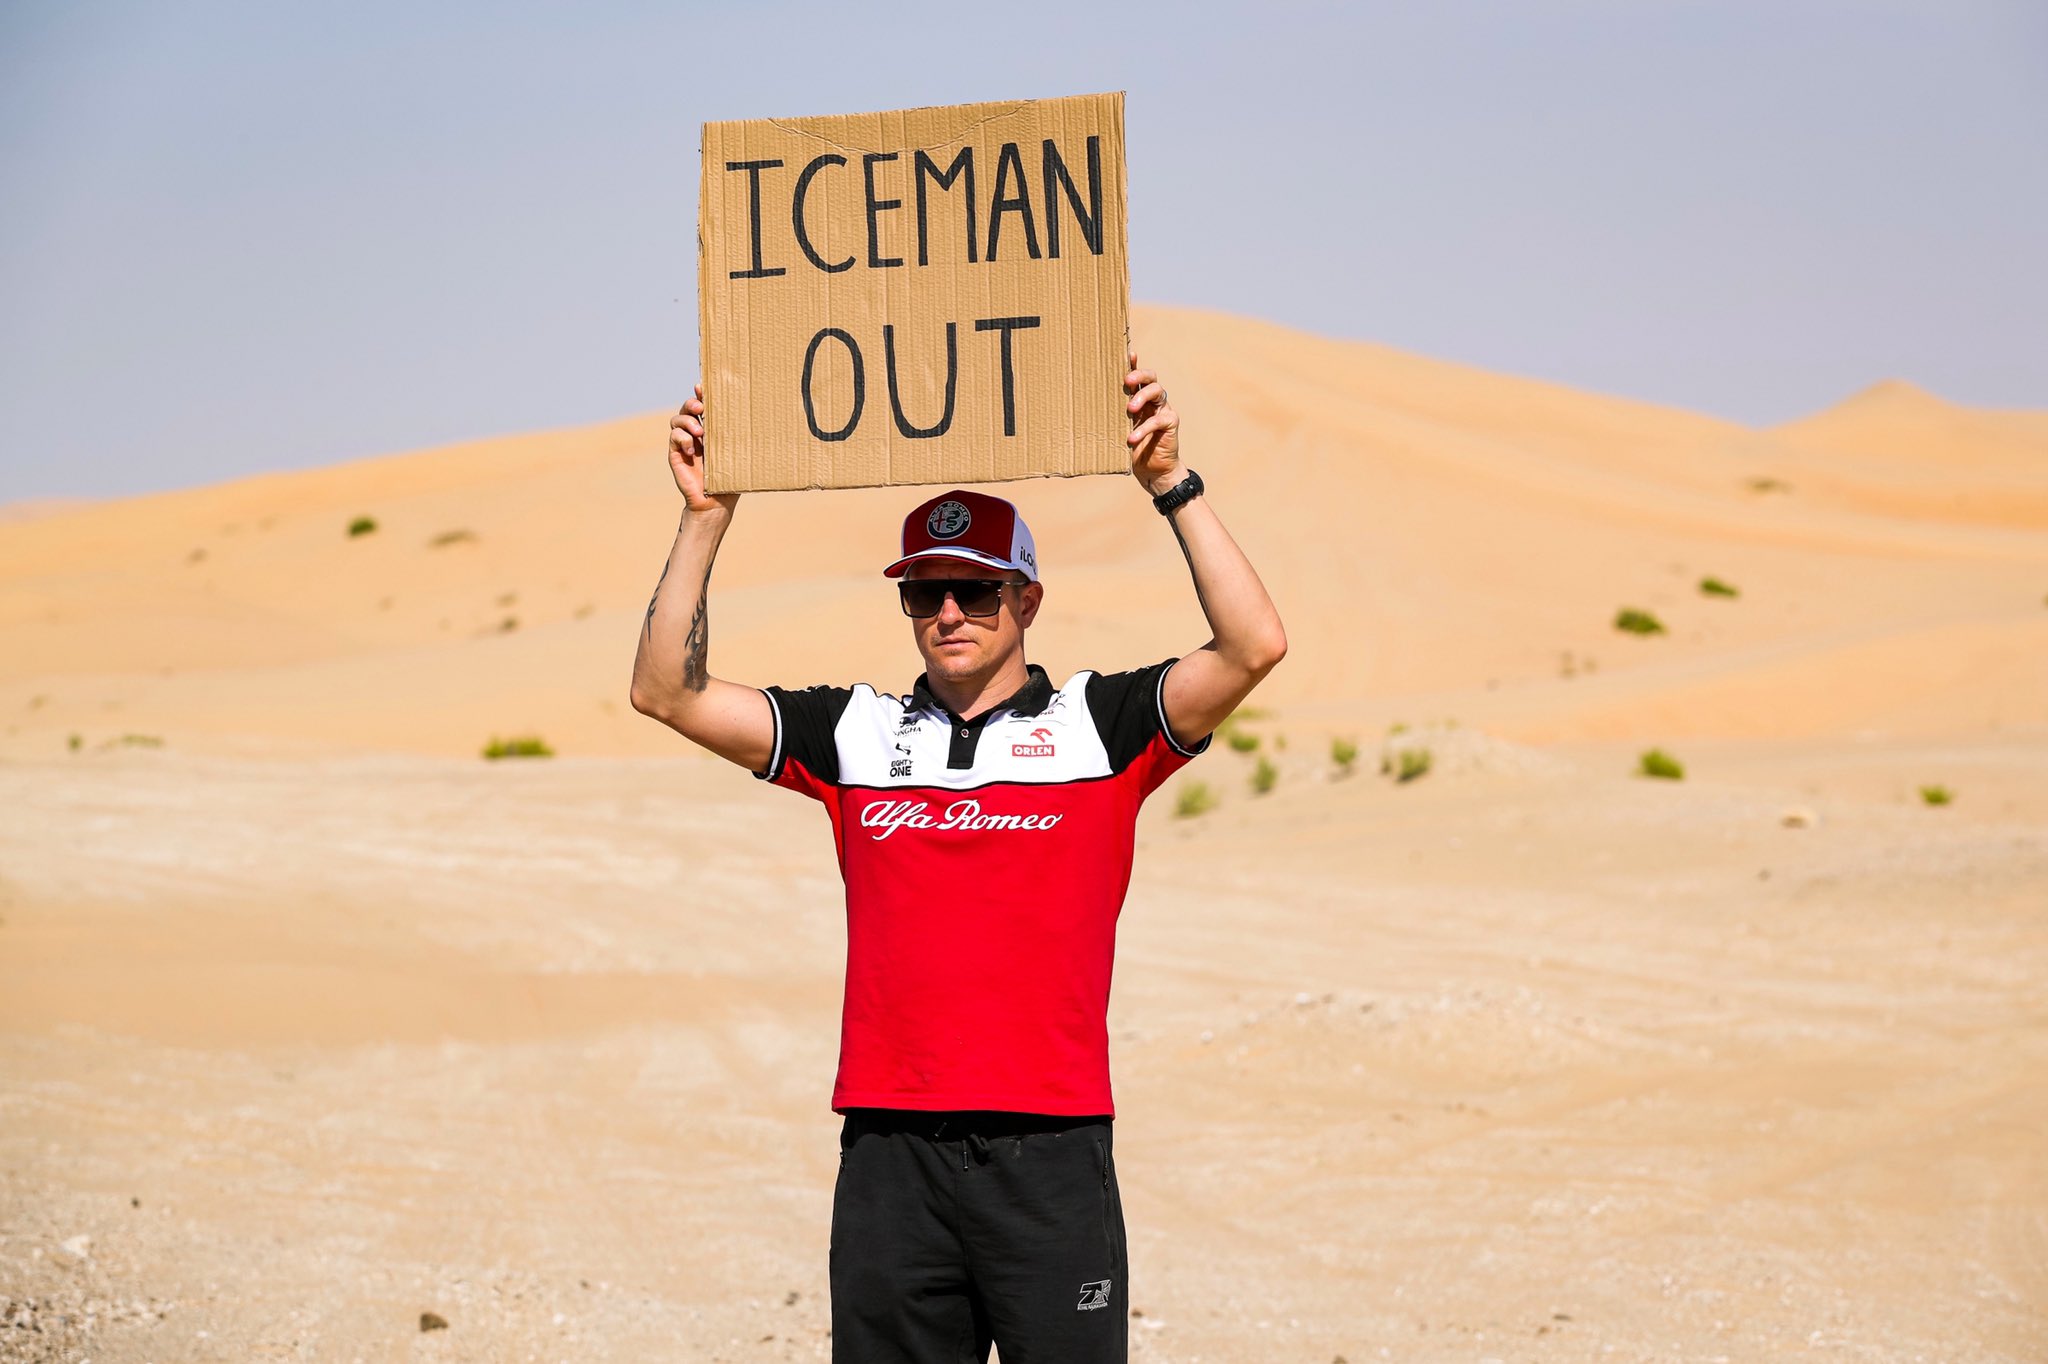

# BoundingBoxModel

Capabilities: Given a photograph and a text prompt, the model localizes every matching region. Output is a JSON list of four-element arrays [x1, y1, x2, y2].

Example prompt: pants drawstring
[[965, 1132, 992, 1168]]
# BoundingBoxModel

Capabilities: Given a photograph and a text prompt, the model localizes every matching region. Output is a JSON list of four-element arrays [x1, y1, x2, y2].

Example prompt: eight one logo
[[860, 797, 1064, 841], [926, 500, 972, 539], [1012, 726, 1056, 758]]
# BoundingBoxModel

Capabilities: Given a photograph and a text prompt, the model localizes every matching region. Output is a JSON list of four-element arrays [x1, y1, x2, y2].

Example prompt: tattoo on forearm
[[681, 563, 713, 692], [641, 538, 715, 692], [641, 557, 672, 642]]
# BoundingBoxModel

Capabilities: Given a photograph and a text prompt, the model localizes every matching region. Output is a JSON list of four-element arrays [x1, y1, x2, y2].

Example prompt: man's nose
[[935, 592, 968, 625]]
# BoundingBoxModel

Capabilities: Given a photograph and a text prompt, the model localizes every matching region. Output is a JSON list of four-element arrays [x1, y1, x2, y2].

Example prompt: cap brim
[[882, 547, 1021, 578]]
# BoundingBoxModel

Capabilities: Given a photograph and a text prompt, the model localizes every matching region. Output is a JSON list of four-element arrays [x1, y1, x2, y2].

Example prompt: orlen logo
[[860, 797, 1064, 841], [1012, 726, 1056, 758]]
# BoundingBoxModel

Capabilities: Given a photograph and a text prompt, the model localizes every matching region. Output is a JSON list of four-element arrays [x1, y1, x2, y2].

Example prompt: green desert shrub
[[1614, 607, 1666, 635], [1919, 784, 1953, 806], [347, 515, 378, 537], [1393, 747, 1432, 783], [1251, 756, 1278, 795], [1174, 781, 1217, 818], [429, 528, 477, 547], [1225, 728, 1260, 753], [1638, 747, 1684, 780], [66, 732, 82, 752], [1698, 576, 1740, 598], [1331, 736, 1358, 773], [483, 734, 554, 760]]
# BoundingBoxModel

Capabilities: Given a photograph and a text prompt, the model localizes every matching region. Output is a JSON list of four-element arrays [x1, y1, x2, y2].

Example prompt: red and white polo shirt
[[756, 658, 1211, 1116]]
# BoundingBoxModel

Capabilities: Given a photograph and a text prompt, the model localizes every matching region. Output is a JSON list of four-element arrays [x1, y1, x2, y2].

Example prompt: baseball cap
[[882, 489, 1040, 583]]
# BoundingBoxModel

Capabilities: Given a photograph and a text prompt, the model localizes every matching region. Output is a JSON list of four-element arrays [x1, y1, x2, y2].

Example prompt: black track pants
[[829, 1109, 1128, 1364]]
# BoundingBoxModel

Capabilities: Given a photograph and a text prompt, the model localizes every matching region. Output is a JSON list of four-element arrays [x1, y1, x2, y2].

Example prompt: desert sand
[[2, 303, 2045, 1362]]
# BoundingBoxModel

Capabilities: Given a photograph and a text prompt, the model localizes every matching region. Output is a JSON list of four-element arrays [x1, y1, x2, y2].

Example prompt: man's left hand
[[1124, 349, 1184, 496]]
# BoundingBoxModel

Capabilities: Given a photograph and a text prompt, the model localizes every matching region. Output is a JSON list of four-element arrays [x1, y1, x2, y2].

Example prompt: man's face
[[902, 556, 1043, 684]]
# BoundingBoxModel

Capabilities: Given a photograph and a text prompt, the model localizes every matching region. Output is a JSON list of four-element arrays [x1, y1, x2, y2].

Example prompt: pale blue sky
[[2, 1, 2043, 502]]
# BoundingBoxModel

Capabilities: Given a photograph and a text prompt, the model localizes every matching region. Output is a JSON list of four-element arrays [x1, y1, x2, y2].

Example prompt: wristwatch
[[1151, 468, 1204, 515]]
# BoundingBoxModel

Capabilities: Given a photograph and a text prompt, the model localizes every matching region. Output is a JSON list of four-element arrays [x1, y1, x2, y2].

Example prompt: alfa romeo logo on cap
[[927, 500, 972, 539]]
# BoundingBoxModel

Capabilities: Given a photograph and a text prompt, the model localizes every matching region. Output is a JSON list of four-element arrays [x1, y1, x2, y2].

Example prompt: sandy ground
[[3, 734, 2044, 1363], [3, 305, 2046, 1361]]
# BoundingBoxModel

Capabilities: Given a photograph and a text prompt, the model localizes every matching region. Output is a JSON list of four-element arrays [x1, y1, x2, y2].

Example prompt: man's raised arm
[[628, 383, 775, 773], [1123, 352, 1289, 751]]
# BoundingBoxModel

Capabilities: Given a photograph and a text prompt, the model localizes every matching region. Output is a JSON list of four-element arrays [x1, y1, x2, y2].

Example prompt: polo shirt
[[755, 657, 1212, 1116]]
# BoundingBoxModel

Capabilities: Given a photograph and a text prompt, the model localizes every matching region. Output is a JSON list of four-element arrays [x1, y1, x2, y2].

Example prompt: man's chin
[[925, 647, 984, 678]]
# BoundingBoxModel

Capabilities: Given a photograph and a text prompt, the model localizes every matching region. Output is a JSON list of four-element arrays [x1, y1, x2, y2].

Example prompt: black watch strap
[[1151, 468, 1204, 515]]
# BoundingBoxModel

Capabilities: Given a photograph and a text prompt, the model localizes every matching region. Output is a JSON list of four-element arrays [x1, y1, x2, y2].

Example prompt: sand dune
[[1765, 379, 2048, 529], [3, 306, 2045, 1361], [3, 305, 2044, 760], [0, 496, 95, 526], [1776, 377, 2048, 469]]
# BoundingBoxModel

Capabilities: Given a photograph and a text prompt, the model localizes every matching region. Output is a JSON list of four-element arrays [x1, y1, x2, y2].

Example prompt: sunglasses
[[897, 577, 1026, 618]]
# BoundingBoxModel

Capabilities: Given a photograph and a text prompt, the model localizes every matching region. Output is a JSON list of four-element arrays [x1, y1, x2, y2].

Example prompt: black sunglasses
[[897, 577, 1025, 618]]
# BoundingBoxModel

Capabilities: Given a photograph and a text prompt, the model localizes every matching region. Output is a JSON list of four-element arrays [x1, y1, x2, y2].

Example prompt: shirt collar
[[908, 662, 1054, 723]]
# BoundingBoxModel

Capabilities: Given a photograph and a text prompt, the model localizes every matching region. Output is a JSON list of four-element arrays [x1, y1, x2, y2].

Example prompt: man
[[629, 352, 1285, 1363]]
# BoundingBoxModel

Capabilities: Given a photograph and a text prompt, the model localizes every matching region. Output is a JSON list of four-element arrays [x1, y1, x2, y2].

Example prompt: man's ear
[[1017, 581, 1044, 628]]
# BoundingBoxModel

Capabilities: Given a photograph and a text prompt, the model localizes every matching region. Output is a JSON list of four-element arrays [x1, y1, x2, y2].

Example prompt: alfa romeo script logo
[[860, 798, 1063, 841], [926, 500, 972, 539]]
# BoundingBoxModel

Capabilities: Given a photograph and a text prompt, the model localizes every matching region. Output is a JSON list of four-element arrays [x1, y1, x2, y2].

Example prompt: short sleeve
[[757, 684, 854, 792], [1085, 656, 1214, 774]]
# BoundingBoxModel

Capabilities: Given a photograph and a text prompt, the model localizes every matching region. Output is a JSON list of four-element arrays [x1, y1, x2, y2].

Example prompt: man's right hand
[[669, 383, 739, 514]]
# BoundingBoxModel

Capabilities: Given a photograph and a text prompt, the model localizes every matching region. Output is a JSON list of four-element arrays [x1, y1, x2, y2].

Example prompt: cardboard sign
[[699, 92, 1130, 494]]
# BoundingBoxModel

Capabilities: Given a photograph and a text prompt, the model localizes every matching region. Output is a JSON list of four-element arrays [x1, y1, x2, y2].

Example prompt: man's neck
[[925, 657, 1033, 721]]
